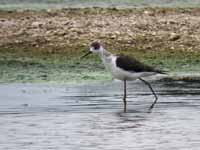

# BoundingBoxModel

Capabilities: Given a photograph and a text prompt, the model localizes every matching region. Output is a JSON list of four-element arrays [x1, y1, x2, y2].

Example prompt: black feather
[[116, 55, 164, 74]]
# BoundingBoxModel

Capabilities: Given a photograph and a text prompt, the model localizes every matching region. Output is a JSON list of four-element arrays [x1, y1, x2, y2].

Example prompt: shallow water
[[1, 0, 200, 9], [0, 80, 200, 149]]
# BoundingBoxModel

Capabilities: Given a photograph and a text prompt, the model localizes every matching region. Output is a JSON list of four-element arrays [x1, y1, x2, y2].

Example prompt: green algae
[[0, 48, 110, 83], [0, 46, 200, 83]]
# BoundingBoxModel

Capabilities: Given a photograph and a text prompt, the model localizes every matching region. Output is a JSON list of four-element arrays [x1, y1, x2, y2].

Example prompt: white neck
[[98, 48, 112, 60], [97, 48, 114, 73]]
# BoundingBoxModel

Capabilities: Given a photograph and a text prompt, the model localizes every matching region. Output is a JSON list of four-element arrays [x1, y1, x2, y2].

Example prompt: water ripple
[[0, 81, 200, 149]]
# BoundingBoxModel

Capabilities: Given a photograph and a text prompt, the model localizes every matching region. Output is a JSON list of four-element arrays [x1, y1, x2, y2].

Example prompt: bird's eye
[[93, 46, 99, 50], [91, 42, 100, 50]]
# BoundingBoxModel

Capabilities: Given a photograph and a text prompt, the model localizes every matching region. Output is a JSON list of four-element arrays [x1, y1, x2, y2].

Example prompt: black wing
[[116, 55, 164, 73]]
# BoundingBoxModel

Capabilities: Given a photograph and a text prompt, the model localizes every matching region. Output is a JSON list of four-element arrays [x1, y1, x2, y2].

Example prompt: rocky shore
[[1, 8, 200, 52]]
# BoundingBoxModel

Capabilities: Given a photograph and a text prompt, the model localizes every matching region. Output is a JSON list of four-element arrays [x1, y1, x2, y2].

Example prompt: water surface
[[1, 0, 200, 9], [0, 80, 200, 149]]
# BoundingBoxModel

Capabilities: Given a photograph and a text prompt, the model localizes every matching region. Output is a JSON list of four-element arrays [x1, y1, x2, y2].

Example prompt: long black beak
[[81, 51, 92, 59]]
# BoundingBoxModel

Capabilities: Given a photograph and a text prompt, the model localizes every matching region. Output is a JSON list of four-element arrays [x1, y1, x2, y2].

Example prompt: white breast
[[101, 55, 128, 80], [110, 56, 131, 80]]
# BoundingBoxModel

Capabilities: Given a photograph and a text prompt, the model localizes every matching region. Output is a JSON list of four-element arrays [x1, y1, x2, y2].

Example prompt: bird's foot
[[123, 100, 127, 113], [148, 103, 156, 113]]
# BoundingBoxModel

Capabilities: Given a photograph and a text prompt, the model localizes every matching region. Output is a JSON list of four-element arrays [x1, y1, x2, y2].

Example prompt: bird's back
[[116, 54, 164, 74]]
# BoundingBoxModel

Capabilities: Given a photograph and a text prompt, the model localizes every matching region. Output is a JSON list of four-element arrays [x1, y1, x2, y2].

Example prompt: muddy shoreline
[[1, 8, 200, 52], [0, 8, 200, 83]]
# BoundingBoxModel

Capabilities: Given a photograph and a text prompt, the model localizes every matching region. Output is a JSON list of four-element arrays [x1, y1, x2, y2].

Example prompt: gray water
[[1, 0, 200, 9], [0, 80, 200, 150]]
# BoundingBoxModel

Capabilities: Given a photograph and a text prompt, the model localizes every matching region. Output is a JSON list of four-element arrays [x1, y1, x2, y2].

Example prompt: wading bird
[[81, 42, 165, 112]]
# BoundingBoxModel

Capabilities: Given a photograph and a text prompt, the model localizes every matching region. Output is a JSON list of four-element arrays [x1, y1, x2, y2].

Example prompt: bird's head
[[81, 42, 104, 58]]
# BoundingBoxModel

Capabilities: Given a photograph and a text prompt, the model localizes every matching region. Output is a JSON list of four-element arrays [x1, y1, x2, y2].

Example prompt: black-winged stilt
[[81, 42, 165, 112]]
